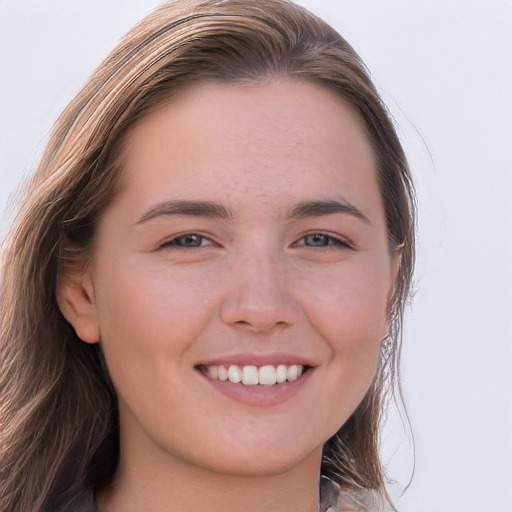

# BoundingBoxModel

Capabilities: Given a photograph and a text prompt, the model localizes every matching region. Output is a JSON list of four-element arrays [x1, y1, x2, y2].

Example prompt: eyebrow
[[286, 199, 370, 224], [137, 200, 233, 223], [137, 198, 370, 224]]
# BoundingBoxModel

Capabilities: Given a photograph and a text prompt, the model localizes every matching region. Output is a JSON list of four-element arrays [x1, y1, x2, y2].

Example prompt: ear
[[56, 265, 100, 344]]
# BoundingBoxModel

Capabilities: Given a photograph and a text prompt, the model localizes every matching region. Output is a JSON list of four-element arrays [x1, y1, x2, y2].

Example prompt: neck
[[96, 439, 323, 512]]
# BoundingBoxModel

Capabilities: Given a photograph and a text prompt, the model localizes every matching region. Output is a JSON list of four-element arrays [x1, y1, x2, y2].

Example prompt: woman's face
[[63, 79, 399, 478]]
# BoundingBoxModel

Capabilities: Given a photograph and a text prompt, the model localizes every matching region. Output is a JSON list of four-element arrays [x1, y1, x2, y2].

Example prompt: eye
[[304, 234, 332, 247], [296, 233, 352, 249], [159, 233, 215, 249]]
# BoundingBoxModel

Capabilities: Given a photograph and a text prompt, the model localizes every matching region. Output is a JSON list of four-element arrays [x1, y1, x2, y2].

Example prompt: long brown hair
[[0, 1, 415, 511]]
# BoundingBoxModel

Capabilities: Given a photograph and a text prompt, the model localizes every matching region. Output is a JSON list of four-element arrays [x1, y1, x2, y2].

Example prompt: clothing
[[323, 479, 390, 511], [328, 487, 374, 511]]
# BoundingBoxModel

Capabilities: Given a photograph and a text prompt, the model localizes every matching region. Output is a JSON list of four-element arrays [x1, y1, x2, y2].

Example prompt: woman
[[0, 1, 415, 511]]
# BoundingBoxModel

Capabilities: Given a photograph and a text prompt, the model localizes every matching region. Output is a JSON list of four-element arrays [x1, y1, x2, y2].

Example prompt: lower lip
[[197, 368, 314, 407]]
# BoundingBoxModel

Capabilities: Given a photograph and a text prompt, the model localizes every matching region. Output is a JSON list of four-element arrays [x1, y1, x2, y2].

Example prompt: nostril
[[219, 292, 299, 333]]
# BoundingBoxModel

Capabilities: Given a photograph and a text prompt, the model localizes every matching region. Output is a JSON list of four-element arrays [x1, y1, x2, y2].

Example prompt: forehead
[[117, 79, 382, 221]]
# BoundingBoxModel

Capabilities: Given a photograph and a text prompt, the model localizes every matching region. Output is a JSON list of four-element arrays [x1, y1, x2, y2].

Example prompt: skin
[[59, 79, 399, 512]]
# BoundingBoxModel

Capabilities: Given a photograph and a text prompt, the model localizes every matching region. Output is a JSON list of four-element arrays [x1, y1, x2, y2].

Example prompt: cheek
[[326, 271, 386, 386], [91, 257, 215, 384], [298, 259, 391, 346], [316, 273, 387, 428], [294, 258, 391, 416]]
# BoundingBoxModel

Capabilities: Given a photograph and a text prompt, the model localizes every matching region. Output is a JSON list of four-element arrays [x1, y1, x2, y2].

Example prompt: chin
[[185, 432, 324, 478], [203, 449, 321, 479]]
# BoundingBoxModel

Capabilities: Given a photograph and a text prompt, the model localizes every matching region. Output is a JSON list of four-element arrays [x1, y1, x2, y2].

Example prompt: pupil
[[178, 235, 201, 247], [306, 234, 328, 246]]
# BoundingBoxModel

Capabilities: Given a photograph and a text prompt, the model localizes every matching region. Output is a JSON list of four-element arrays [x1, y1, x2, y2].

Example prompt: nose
[[219, 249, 299, 333]]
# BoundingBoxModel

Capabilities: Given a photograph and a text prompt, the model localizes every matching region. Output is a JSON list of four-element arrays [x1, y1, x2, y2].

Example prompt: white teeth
[[227, 365, 242, 383], [208, 365, 218, 379], [217, 365, 228, 381], [276, 364, 287, 383], [242, 365, 259, 385], [204, 364, 305, 385], [286, 365, 299, 382], [259, 365, 277, 385]]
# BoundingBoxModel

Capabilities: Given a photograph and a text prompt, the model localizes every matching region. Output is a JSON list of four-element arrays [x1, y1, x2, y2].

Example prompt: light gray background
[[1, 1, 511, 510]]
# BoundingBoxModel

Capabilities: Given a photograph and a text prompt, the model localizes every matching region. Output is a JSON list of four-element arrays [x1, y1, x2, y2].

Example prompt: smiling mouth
[[198, 364, 307, 386]]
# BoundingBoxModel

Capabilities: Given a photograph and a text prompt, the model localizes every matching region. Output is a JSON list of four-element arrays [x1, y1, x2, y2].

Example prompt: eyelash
[[158, 232, 352, 251]]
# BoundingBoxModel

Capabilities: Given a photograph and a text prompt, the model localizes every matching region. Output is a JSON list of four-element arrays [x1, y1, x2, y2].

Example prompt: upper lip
[[197, 353, 317, 368]]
